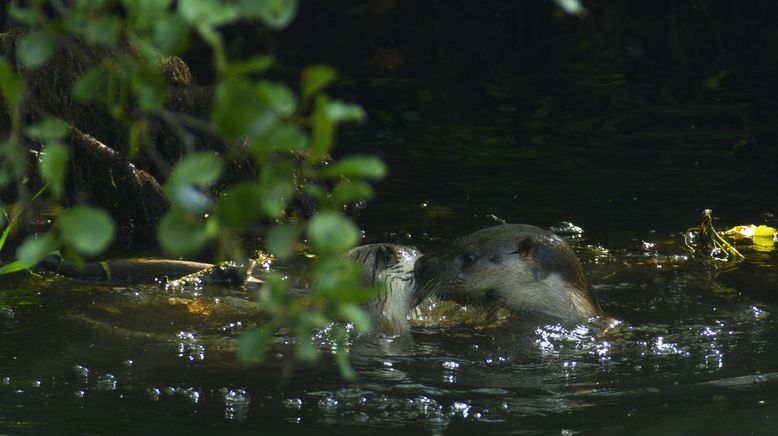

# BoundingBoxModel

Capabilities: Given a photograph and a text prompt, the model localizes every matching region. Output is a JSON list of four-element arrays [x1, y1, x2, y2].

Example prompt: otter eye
[[460, 252, 478, 267]]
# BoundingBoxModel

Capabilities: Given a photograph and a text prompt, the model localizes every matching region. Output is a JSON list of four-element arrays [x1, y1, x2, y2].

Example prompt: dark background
[[261, 0, 778, 239]]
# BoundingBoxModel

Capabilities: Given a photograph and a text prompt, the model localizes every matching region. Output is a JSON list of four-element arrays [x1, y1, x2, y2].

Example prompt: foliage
[[0, 0, 384, 377]]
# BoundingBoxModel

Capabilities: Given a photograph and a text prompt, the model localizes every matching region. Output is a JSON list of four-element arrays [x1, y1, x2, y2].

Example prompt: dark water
[[4, 14, 778, 435]]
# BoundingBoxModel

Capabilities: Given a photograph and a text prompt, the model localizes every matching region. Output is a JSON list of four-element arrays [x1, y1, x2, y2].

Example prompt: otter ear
[[513, 236, 536, 256]]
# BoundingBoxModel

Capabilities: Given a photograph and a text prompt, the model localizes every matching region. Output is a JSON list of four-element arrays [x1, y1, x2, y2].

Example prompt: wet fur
[[414, 224, 602, 322], [348, 243, 421, 336]]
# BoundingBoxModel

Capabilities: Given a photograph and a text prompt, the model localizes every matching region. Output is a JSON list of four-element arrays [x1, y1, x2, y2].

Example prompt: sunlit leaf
[[8, 5, 36, 25], [239, 0, 299, 30], [326, 101, 366, 124], [60, 206, 116, 256], [223, 55, 273, 78], [260, 271, 288, 313], [551, 0, 587, 16], [73, 65, 106, 102], [212, 78, 276, 140], [178, 0, 239, 26], [158, 208, 209, 256], [168, 152, 224, 186], [308, 212, 359, 254], [167, 183, 212, 213], [724, 225, 777, 238], [152, 14, 190, 55], [26, 117, 69, 141], [39, 143, 69, 198], [331, 325, 355, 380], [18, 29, 55, 68], [214, 182, 264, 227], [237, 326, 272, 364], [258, 161, 294, 218], [17, 233, 57, 266], [257, 81, 296, 116], [310, 95, 334, 161], [265, 223, 300, 260], [254, 122, 308, 157], [294, 322, 318, 362], [0, 57, 24, 108], [338, 304, 371, 333], [322, 155, 387, 180], [302, 65, 336, 100], [0, 260, 31, 276], [753, 236, 775, 252], [127, 0, 173, 32], [85, 16, 121, 47], [330, 181, 373, 207]]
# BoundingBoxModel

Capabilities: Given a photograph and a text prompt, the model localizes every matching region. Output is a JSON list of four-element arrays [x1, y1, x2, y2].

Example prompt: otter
[[36, 244, 424, 337], [414, 224, 602, 322], [347, 243, 422, 336]]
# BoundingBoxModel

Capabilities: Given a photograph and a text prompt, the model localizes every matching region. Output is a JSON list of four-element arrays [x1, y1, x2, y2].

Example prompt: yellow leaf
[[753, 235, 775, 252], [724, 224, 776, 238], [724, 225, 756, 237]]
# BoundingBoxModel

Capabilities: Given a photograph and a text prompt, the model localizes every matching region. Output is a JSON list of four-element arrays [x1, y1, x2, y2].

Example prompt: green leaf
[[257, 81, 296, 116], [18, 29, 55, 69], [168, 152, 224, 186], [0, 213, 13, 252], [0, 260, 31, 276], [158, 208, 209, 256], [214, 182, 265, 228], [0, 57, 24, 108], [128, 120, 147, 160], [60, 206, 116, 256], [212, 79, 276, 140], [339, 304, 371, 333], [178, 0, 239, 26], [85, 16, 121, 47], [330, 181, 373, 208], [8, 5, 36, 25], [552, 0, 587, 16], [152, 14, 190, 55], [307, 212, 360, 254], [239, 0, 298, 30], [167, 183, 212, 213], [126, 0, 173, 32], [265, 223, 300, 260], [310, 95, 334, 161], [326, 101, 366, 124], [332, 325, 355, 379], [258, 161, 294, 218], [322, 155, 387, 180], [26, 117, 69, 141], [294, 322, 318, 362], [302, 65, 336, 100], [237, 326, 272, 364], [17, 233, 57, 266], [223, 55, 273, 78], [260, 271, 288, 313], [39, 143, 69, 198], [254, 123, 308, 156], [72, 65, 106, 102], [165, 153, 220, 212]]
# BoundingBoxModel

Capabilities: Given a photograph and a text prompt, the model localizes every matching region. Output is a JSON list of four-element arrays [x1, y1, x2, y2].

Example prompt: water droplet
[[96, 374, 117, 391], [224, 389, 251, 421]]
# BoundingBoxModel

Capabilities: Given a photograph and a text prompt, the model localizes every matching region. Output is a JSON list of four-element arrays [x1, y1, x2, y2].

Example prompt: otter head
[[414, 224, 601, 322], [348, 243, 423, 336]]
